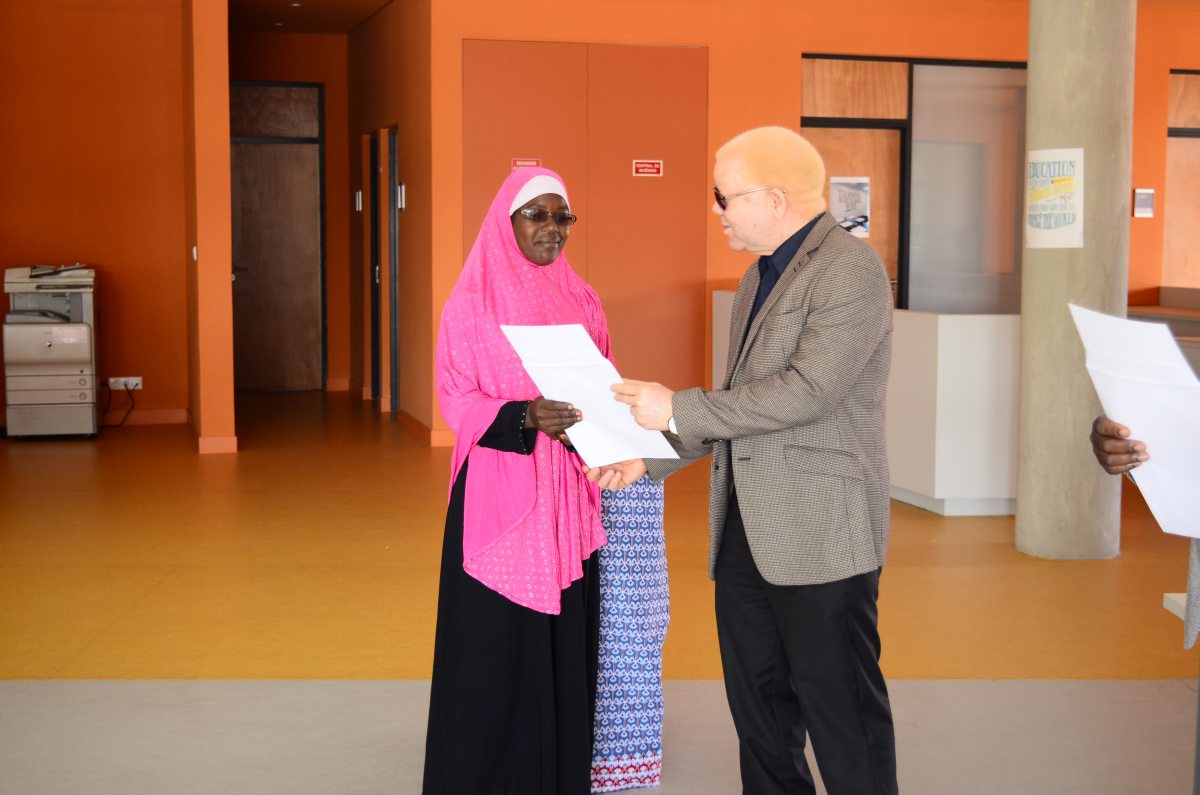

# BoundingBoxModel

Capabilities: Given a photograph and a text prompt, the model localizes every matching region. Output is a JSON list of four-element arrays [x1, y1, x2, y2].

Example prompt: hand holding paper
[[583, 458, 649, 490], [1089, 415, 1148, 475], [1070, 304, 1200, 537], [525, 396, 581, 445], [612, 379, 674, 432], [501, 324, 678, 468]]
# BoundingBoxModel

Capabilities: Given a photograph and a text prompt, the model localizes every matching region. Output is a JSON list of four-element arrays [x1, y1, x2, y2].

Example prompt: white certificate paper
[[1069, 304, 1200, 538], [501, 324, 679, 468]]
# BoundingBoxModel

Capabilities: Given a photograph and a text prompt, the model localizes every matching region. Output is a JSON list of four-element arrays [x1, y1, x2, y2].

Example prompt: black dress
[[422, 400, 601, 795]]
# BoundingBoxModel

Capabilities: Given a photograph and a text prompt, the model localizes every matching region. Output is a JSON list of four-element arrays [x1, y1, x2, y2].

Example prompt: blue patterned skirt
[[591, 476, 669, 793]]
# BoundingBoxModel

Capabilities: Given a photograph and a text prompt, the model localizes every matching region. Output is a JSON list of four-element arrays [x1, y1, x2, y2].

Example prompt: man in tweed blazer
[[599, 127, 897, 794]]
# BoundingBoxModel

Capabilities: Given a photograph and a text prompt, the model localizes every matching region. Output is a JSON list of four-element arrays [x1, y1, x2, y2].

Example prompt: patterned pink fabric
[[436, 167, 610, 614]]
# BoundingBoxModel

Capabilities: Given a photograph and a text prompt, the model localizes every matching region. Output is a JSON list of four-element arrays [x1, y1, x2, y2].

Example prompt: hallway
[[1, 392, 1196, 791]]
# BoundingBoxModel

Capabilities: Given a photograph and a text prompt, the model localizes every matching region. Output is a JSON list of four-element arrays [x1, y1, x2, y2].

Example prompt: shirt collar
[[759, 214, 821, 278]]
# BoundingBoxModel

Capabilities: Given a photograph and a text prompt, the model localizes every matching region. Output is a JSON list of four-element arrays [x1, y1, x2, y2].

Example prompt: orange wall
[[8, 0, 1190, 444], [228, 32, 354, 391], [0, 0, 191, 425], [348, 0, 434, 425], [1131, 0, 1200, 305], [421, 0, 1031, 443]]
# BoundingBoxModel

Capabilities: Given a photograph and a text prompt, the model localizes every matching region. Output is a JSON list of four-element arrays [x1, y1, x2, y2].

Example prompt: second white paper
[[1070, 303, 1200, 538], [501, 324, 678, 468]]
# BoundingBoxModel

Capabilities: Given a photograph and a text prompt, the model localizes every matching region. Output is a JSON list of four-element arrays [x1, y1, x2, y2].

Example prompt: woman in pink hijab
[[423, 167, 620, 794]]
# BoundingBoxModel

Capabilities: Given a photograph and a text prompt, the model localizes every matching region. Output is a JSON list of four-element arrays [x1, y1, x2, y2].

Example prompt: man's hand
[[1090, 415, 1149, 475], [612, 379, 674, 431], [526, 397, 581, 445], [583, 458, 648, 490]]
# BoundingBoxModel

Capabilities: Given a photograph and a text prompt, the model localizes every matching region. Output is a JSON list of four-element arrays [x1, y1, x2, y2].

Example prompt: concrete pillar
[[1015, 0, 1136, 558]]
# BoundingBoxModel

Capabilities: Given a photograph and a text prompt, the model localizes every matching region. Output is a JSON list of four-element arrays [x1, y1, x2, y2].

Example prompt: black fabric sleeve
[[477, 400, 538, 455]]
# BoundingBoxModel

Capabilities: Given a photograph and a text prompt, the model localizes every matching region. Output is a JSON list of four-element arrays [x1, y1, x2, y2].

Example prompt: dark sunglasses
[[713, 185, 777, 211], [516, 207, 578, 227]]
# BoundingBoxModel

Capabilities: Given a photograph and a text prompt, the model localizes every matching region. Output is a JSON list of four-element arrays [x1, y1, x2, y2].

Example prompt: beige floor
[[0, 389, 1195, 681], [2, 679, 1195, 794]]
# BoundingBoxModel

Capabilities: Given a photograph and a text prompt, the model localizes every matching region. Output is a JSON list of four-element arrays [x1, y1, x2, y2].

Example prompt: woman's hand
[[526, 397, 582, 444]]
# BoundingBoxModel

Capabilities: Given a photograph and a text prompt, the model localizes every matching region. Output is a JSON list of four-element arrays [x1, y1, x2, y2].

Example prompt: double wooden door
[[463, 41, 708, 391]]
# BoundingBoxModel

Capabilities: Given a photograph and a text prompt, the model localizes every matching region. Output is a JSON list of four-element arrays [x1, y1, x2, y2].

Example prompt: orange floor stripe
[[0, 391, 1193, 679]]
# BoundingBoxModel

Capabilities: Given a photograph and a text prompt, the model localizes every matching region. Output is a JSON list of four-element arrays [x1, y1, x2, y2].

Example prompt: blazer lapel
[[730, 213, 838, 384]]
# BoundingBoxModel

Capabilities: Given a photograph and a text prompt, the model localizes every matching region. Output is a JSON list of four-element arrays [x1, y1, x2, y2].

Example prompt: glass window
[[1164, 136, 1200, 288], [908, 65, 1027, 313]]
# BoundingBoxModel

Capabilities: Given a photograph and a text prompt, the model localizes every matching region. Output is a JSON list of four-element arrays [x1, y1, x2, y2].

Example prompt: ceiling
[[228, 0, 395, 34]]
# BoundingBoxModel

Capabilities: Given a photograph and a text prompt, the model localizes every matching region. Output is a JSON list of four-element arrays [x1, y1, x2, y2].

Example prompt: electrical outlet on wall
[[108, 376, 142, 390]]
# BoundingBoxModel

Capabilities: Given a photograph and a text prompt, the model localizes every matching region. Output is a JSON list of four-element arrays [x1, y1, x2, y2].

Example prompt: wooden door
[[375, 128, 394, 411], [800, 127, 902, 291], [462, 41, 708, 391], [586, 44, 708, 390], [230, 83, 324, 391], [367, 133, 381, 400]]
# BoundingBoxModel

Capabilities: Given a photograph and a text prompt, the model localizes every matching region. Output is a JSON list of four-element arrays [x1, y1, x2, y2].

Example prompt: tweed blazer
[[647, 212, 892, 586]]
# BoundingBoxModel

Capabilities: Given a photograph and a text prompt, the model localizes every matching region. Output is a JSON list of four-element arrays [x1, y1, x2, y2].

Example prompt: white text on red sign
[[632, 160, 664, 177]]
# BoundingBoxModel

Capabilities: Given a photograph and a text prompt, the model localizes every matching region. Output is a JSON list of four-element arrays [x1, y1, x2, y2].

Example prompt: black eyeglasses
[[713, 185, 782, 211], [516, 207, 578, 227]]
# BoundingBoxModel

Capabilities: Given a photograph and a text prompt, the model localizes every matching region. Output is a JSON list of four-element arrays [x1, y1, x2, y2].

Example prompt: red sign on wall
[[511, 157, 542, 171], [632, 159, 664, 177]]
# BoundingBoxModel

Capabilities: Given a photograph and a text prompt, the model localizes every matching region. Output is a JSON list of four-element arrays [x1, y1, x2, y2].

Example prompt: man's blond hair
[[716, 126, 827, 216]]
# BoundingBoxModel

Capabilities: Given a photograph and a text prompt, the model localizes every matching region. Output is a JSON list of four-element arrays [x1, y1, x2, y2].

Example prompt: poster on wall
[[830, 177, 870, 238], [1025, 148, 1084, 248]]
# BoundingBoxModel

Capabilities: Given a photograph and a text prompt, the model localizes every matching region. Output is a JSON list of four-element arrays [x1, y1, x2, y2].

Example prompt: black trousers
[[715, 491, 898, 795]]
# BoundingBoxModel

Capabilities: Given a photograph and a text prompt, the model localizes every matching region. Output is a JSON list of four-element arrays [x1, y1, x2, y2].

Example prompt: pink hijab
[[436, 167, 609, 615]]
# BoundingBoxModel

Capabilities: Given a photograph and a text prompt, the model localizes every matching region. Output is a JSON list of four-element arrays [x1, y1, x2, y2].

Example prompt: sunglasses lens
[[713, 187, 727, 210], [520, 208, 576, 226]]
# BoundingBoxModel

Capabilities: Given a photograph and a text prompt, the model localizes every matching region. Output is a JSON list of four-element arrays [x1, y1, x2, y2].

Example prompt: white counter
[[886, 310, 1020, 515]]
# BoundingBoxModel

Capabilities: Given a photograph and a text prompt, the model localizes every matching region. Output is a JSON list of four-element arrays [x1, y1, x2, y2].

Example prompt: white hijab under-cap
[[508, 174, 570, 214]]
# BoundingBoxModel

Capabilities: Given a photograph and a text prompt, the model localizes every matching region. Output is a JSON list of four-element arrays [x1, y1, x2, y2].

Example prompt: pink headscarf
[[436, 167, 609, 615]]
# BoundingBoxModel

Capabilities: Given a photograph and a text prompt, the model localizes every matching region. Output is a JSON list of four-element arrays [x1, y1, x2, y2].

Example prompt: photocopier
[[4, 265, 97, 436]]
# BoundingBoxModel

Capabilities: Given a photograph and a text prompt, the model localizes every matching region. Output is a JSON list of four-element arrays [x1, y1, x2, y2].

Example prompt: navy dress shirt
[[746, 215, 820, 329]]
